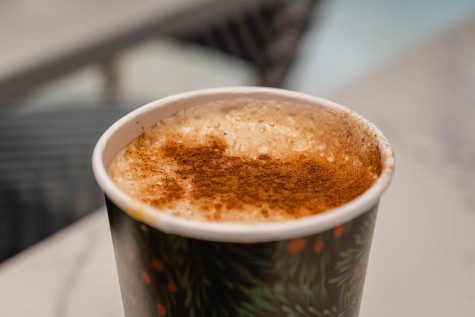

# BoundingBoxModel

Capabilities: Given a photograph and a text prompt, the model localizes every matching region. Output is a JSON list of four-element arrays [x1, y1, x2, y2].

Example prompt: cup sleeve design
[[106, 197, 377, 317]]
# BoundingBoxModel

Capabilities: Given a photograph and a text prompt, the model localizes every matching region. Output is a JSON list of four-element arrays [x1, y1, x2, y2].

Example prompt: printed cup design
[[107, 197, 378, 317]]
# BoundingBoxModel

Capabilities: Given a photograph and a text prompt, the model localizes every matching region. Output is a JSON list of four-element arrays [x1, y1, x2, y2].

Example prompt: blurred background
[[0, 0, 474, 316]]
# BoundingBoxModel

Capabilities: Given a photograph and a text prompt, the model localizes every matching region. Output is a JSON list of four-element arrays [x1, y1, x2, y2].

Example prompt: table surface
[[1, 18, 474, 317]]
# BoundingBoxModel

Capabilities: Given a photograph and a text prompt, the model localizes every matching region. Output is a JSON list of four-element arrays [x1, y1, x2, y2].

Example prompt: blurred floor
[[289, 0, 475, 94], [17, 0, 475, 107], [15, 40, 255, 112]]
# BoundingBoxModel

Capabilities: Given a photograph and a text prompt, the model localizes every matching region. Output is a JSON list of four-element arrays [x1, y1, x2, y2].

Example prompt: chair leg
[[100, 55, 121, 101]]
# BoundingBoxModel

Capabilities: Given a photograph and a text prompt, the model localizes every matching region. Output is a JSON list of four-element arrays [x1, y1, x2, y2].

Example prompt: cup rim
[[93, 87, 394, 242]]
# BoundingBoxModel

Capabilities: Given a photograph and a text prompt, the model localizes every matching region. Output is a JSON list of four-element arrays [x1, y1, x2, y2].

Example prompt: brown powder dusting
[[148, 178, 183, 207], [127, 135, 379, 221], [109, 98, 383, 222]]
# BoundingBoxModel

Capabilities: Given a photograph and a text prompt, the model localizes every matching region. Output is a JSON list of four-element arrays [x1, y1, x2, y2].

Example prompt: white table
[[1, 18, 474, 317], [0, 210, 122, 317]]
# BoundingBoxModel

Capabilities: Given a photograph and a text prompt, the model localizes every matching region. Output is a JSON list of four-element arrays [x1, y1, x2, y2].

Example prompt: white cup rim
[[92, 87, 394, 242]]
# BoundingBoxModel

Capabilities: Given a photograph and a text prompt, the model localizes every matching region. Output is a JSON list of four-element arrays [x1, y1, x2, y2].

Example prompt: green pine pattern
[[329, 211, 376, 311], [107, 198, 378, 317]]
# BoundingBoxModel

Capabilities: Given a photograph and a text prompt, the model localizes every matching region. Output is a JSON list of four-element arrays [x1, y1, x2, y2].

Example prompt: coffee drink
[[108, 98, 381, 222]]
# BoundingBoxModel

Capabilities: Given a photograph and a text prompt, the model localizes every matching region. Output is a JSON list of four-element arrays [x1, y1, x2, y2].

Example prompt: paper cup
[[93, 87, 394, 316]]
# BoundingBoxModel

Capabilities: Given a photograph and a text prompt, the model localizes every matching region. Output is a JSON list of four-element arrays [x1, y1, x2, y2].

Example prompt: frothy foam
[[108, 98, 382, 222]]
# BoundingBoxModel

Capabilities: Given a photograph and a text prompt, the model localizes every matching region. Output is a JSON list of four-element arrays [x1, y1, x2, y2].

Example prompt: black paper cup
[[93, 87, 394, 316]]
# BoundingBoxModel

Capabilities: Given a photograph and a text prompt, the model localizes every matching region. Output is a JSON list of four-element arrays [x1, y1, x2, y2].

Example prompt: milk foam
[[109, 98, 381, 222]]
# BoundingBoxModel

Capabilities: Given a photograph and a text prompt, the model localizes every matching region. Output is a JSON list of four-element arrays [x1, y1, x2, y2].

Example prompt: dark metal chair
[[174, 0, 320, 87], [0, 0, 321, 262], [0, 106, 129, 261]]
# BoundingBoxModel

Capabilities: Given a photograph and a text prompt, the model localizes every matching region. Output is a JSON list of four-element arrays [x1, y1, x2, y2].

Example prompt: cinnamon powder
[[125, 135, 380, 221]]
